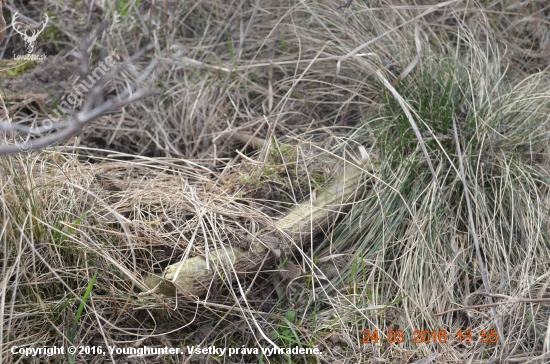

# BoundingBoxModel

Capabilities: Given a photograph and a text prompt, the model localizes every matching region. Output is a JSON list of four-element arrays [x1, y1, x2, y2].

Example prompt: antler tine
[[11, 12, 25, 36], [40, 14, 49, 32]]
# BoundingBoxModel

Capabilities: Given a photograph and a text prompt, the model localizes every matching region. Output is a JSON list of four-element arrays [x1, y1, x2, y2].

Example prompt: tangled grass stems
[[314, 20, 550, 361], [2, 0, 550, 363]]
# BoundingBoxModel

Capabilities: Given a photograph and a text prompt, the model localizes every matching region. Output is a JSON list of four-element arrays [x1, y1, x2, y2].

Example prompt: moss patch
[[0, 59, 40, 78]]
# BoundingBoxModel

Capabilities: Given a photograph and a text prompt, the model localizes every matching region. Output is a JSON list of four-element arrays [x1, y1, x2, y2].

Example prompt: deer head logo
[[12, 12, 49, 54]]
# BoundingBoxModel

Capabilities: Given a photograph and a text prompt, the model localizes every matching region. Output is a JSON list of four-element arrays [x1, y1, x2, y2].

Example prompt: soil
[[1, 55, 79, 110]]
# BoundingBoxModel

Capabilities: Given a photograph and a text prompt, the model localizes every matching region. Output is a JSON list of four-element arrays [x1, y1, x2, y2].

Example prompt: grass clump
[[314, 26, 550, 360]]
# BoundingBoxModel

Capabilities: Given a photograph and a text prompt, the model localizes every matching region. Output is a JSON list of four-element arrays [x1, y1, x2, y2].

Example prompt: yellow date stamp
[[362, 329, 498, 344]]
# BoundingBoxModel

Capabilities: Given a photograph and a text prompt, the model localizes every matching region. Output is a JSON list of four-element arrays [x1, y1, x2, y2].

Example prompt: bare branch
[[0, 124, 81, 154], [0, 35, 158, 156]]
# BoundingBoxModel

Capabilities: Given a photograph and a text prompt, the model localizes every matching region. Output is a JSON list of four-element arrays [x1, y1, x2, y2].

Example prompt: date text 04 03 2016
[[362, 330, 498, 344]]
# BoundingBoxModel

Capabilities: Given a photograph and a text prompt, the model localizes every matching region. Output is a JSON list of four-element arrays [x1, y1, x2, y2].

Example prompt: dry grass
[[1, 0, 550, 363]]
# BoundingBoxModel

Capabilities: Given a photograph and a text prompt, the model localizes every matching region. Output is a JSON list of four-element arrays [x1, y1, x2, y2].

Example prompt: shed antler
[[12, 11, 49, 53]]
